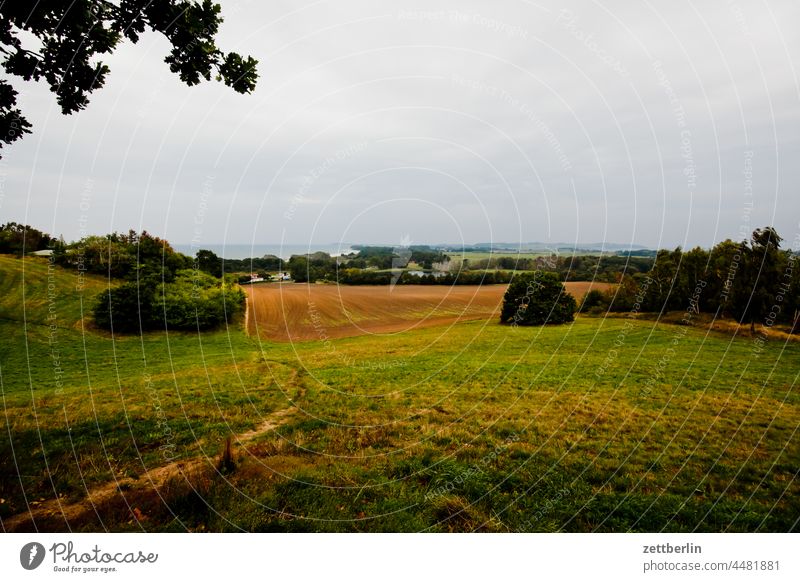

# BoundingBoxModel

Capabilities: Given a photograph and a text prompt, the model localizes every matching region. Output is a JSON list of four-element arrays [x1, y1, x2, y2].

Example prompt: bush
[[157, 271, 245, 330], [580, 289, 607, 313], [500, 272, 576, 326], [93, 270, 245, 332], [93, 282, 157, 332], [603, 274, 640, 312]]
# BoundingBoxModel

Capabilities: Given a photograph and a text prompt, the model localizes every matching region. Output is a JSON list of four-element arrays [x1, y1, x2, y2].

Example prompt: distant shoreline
[[173, 242, 655, 260]]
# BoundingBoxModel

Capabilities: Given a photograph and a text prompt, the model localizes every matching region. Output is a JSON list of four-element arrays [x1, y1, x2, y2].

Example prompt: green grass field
[[456, 250, 566, 262], [1, 255, 798, 532]]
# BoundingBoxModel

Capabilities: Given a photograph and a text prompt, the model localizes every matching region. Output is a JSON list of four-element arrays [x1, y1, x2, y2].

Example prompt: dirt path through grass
[[2, 400, 302, 532]]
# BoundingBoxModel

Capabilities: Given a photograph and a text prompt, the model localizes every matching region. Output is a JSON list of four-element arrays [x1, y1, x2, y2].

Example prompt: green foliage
[[223, 254, 283, 273], [0, 83, 31, 148], [158, 270, 245, 330], [500, 272, 577, 325], [56, 230, 192, 281], [287, 252, 337, 283], [589, 228, 797, 332], [93, 270, 245, 332], [603, 274, 643, 312], [195, 249, 223, 278], [466, 253, 653, 282], [336, 268, 391, 285], [346, 246, 395, 269], [335, 268, 514, 286], [336, 246, 450, 270], [735, 227, 784, 329], [0, 0, 258, 157], [0, 222, 55, 253], [93, 281, 155, 332], [579, 289, 606, 313], [285, 248, 512, 285]]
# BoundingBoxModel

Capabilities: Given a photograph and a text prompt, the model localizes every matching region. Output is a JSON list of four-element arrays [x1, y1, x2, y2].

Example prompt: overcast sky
[[1, 0, 799, 250]]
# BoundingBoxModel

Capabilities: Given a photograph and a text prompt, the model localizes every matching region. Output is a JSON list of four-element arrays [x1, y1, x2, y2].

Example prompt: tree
[[57, 230, 190, 280], [783, 249, 800, 332], [0, 222, 53, 253], [604, 273, 641, 312], [288, 255, 310, 283], [195, 249, 223, 278], [741, 227, 783, 333], [579, 289, 606, 313], [707, 238, 741, 316], [644, 248, 682, 312], [679, 246, 711, 312], [0, 1, 258, 157], [500, 272, 576, 326], [93, 281, 156, 333]]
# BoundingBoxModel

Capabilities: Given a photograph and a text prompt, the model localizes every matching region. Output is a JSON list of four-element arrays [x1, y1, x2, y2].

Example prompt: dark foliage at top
[[0, 0, 258, 156]]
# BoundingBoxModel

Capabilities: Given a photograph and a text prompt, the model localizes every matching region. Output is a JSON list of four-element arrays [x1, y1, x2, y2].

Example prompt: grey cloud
[[2, 0, 798, 249]]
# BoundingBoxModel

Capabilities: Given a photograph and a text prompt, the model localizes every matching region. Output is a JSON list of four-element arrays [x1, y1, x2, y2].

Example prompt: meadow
[[0, 255, 798, 532]]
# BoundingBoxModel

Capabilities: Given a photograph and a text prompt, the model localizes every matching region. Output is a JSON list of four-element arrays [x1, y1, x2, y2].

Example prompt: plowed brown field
[[245, 282, 612, 342]]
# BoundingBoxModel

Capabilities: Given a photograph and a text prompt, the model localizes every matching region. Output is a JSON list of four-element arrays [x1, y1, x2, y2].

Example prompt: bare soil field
[[245, 282, 612, 341]]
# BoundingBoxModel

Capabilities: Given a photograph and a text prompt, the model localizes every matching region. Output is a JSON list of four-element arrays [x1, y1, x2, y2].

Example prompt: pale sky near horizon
[[1, 0, 799, 250]]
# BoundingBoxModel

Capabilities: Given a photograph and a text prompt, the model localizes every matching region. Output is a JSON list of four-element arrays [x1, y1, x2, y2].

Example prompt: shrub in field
[[93, 281, 156, 332], [602, 274, 641, 312], [579, 289, 607, 313], [500, 272, 576, 326], [158, 271, 246, 330], [93, 270, 245, 332]]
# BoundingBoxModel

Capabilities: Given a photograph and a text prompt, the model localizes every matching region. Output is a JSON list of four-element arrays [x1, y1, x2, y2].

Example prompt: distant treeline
[[465, 254, 653, 282], [334, 269, 515, 286], [286, 246, 653, 284], [195, 251, 284, 277], [348, 245, 449, 269], [287, 247, 451, 283]]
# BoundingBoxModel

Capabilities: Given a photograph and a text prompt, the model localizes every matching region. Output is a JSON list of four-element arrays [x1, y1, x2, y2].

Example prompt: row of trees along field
[[334, 269, 516, 285], [580, 227, 799, 332], [467, 254, 654, 282]]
